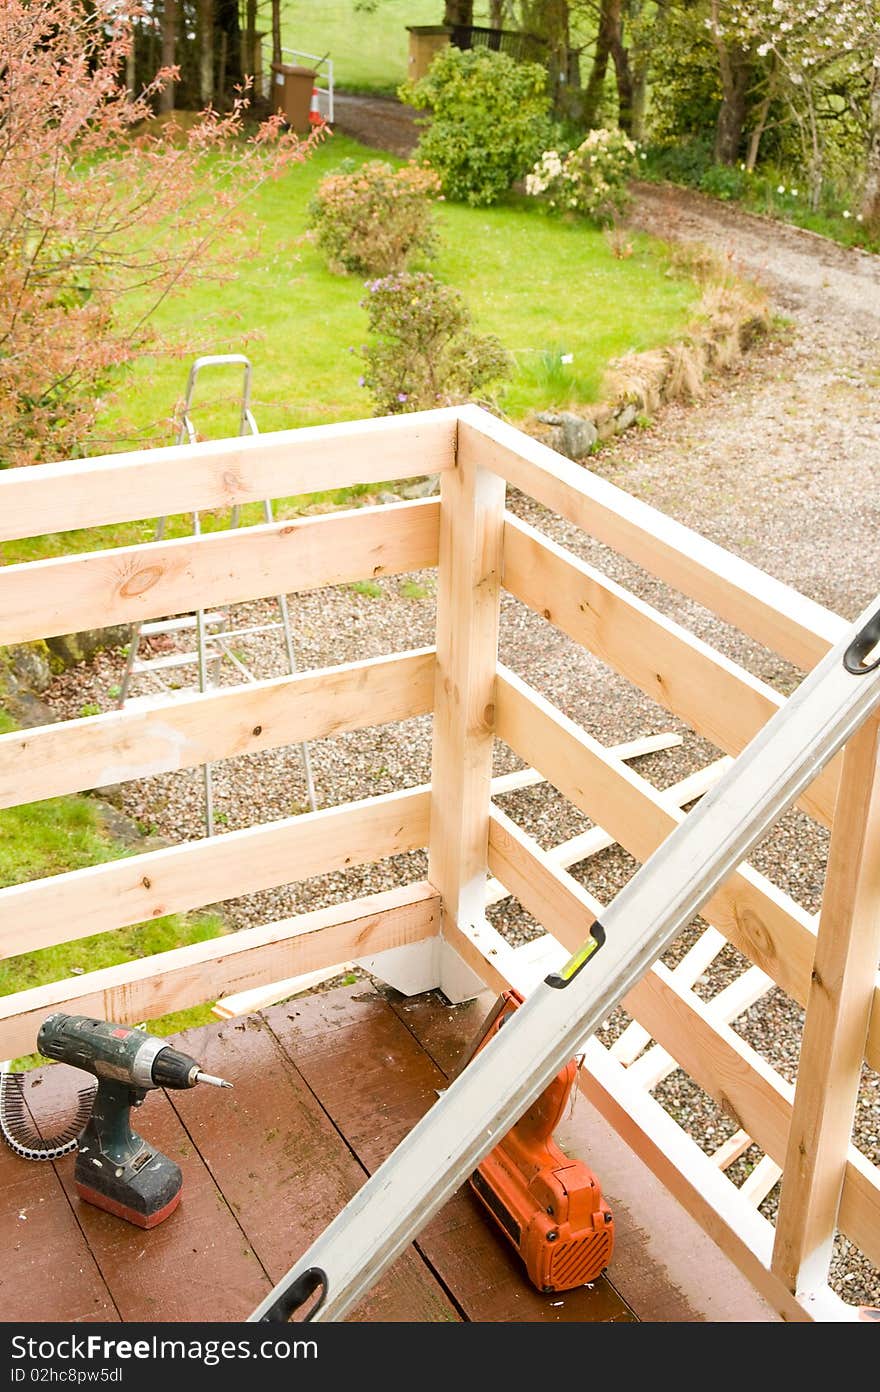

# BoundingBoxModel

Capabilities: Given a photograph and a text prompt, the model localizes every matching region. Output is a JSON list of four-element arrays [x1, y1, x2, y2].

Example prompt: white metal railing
[[278, 46, 335, 122]]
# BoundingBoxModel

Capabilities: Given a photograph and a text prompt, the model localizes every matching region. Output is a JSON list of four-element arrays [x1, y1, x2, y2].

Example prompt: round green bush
[[307, 159, 441, 276], [400, 47, 552, 207]]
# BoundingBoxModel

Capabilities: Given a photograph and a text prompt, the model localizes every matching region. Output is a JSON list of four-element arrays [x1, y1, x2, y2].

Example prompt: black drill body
[[37, 1013, 230, 1228]]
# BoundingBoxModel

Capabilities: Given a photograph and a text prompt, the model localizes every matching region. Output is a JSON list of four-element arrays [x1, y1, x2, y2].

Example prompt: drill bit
[[195, 1071, 233, 1089]]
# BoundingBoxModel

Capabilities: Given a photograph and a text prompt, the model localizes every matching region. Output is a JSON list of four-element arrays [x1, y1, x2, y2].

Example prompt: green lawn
[[0, 133, 697, 566], [281, 1, 489, 94], [99, 134, 696, 454]]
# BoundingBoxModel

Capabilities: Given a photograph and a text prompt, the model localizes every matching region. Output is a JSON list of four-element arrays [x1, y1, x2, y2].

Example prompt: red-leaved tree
[[0, 0, 320, 466]]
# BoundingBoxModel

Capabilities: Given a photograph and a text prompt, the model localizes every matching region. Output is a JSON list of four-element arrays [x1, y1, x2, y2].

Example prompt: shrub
[[525, 128, 638, 224], [359, 271, 511, 414], [401, 47, 552, 207], [698, 163, 747, 202], [308, 159, 441, 276]]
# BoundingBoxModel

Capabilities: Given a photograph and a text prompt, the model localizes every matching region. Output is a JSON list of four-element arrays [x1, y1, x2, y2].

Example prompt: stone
[[401, 474, 441, 499], [2, 641, 52, 692], [0, 660, 58, 728], [558, 412, 599, 460], [46, 623, 131, 668], [536, 410, 564, 426], [614, 403, 639, 432]]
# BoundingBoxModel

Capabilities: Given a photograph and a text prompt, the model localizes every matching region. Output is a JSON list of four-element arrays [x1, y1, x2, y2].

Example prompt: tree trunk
[[630, 58, 647, 141], [861, 66, 880, 231], [713, 39, 749, 164], [244, 0, 258, 78], [582, 0, 617, 128], [158, 0, 177, 114], [271, 0, 282, 67], [216, 0, 242, 99], [745, 78, 775, 173], [489, 0, 504, 27], [197, 0, 214, 107], [444, 1, 474, 25], [609, 11, 633, 135], [125, 26, 137, 98]]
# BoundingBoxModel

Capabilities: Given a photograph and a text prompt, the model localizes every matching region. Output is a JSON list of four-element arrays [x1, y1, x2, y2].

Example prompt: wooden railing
[[1, 403, 877, 1321]]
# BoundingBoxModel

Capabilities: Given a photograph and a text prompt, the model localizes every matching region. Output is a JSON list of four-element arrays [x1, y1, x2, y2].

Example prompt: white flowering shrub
[[525, 129, 637, 224]]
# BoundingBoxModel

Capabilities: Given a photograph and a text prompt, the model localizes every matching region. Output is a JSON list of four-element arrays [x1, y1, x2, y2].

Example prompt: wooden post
[[428, 425, 506, 999], [772, 716, 880, 1296]]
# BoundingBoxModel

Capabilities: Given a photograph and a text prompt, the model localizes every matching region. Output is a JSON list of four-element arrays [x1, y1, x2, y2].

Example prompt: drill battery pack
[[468, 990, 614, 1293]]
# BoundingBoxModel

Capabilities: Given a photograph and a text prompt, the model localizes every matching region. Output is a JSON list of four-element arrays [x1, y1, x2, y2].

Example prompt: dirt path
[[597, 182, 880, 628], [332, 92, 419, 157]]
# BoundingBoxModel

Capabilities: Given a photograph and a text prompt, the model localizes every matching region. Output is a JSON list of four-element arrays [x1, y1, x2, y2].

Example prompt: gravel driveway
[[47, 181, 880, 1309]]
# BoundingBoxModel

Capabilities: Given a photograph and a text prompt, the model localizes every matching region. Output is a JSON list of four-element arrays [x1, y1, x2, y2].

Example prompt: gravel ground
[[44, 182, 880, 1308]]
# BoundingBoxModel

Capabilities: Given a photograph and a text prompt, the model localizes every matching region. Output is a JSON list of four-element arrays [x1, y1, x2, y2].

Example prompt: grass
[[0, 136, 697, 568], [349, 578, 384, 598], [398, 578, 431, 599], [113, 134, 695, 434], [0, 709, 226, 1063], [280, 1, 489, 95]]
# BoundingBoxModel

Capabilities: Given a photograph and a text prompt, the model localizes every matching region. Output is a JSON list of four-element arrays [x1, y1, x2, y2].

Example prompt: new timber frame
[[0, 405, 877, 1322]]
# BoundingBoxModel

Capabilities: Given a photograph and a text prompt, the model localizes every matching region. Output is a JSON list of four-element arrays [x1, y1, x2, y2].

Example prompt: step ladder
[[249, 593, 880, 1322], [118, 355, 318, 835]]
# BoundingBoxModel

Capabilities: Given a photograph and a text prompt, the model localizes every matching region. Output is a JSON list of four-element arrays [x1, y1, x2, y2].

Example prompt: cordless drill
[[37, 1013, 231, 1229]]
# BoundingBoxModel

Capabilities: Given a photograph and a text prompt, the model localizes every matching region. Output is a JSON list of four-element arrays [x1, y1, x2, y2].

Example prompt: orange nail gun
[[465, 989, 614, 1293]]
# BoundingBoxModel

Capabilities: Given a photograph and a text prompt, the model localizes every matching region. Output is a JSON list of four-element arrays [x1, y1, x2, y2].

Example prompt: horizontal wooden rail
[[0, 786, 430, 958], [495, 668, 817, 1009], [502, 513, 838, 827], [625, 965, 880, 1272], [0, 410, 457, 543], [0, 499, 440, 647], [460, 404, 844, 671], [496, 671, 880, 1078], [0, 649, 435, 808], [483, 816, 880, 1275], [0, 883, 439, 1060], [487, 806, 598, 947]]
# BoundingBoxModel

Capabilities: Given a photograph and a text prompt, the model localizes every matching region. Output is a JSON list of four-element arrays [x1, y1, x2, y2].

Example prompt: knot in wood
[[118, 565, 163, 599]]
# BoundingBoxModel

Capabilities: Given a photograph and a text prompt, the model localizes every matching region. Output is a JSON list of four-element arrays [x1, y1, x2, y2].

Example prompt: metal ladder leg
[[118, 354, 321, 835], [262, 498, 318, 813]]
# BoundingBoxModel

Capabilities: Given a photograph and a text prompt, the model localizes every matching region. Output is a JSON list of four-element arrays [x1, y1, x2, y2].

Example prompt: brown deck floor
[[2, 983, 774, 1323]]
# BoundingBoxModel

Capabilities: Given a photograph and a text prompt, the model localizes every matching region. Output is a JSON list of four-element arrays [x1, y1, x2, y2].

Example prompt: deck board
[[267, 987, 635, 1323], [12, 1061, 269, 1322], [169, 1012, 457, 1323], [0, 981, 768, 1323], [0, 1072, 118, 1324]]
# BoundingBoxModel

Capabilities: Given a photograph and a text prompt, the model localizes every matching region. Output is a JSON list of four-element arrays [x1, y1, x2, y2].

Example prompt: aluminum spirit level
[[249, 593, 880, 1323]]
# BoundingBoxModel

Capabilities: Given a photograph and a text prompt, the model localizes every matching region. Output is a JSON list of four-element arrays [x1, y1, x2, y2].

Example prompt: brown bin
[[271, 62, 316, 133]]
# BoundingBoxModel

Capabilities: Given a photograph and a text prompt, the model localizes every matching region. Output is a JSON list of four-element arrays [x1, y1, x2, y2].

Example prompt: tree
[[705, 0, 752, 163], [864, 61, 880, 228], [159, 0, 178, 114], [444, 1, 474, 25], [711, 0, 880, 203], [197, 0, 214, 107], [0, 0, 319, 466]]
